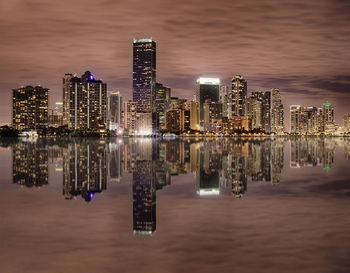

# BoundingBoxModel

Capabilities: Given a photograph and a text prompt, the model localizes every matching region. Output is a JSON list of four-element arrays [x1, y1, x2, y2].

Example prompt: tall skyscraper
[[252, 91, 271, 133], [323, 102, 334, 124], [64, 71, 107, 131], [62, 73, 73, 122], [290, 105, 301, 134], [12, 85, 49, 133], [220, 85, 229, 118], [230, 75, 247, 117], [195, 78, 220, 123], [108, 91, 123, 131], [132, 38, 156, 113], [271, 88, 284, 134], [155, 83, 171, 129], [123, 100, 137, 134], [246, 96, 262, 129]]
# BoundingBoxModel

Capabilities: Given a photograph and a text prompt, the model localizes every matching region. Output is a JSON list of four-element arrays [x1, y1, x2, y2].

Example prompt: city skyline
[[1, 0, 350, 130]]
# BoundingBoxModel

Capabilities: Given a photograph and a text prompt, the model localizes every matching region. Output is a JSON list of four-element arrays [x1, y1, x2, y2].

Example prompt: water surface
[[0, 137, 349, 273]]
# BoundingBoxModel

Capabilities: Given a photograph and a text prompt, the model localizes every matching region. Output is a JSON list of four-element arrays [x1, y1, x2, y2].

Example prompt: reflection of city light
[[133, 230, 153, 235], [197, 189, 220, 196]]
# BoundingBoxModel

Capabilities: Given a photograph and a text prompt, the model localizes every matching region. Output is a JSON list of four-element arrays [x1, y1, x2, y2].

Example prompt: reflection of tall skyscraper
[[132, 139, 156, 235], [133, 38, 156, 113], [12, 85, 49, 133], [196, 142, 221, 195], [12, 141, 48, 187], [63, 141, 107, 202]]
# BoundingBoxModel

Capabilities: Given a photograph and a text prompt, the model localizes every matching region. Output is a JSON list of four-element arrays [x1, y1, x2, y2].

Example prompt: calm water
[[0, 137, 349, 273]]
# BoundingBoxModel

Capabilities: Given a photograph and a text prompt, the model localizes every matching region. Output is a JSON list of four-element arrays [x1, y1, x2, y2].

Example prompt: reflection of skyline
[[2, 137, 350, 233]]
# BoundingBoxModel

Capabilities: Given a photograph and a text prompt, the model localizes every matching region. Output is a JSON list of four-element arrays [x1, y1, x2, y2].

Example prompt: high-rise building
[[252, 91, 271, 133], [62, 73, 73, 122], [64, 71, 107, 131], [132, 38, 156, 113], [271, 88, 284, 134], [155, 83, 171, 129], [343, 113, 350, 133], [12, 85, 49, 133], [108, 91, 123, 131], [230, 75, 247, 117], [195, 78, 220, 123], [246, 97, 262, 130], [190, 101, 200, 131], [123, 100, 137, 134], [220, 85, 229, 118], [290, 105, 301, 134], [323, 102, 334, 125]]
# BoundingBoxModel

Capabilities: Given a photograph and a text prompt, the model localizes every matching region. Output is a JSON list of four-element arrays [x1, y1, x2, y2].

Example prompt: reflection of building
[[132, 140, 156, 235], [63, 141, 107, 202], [12, 141, 48, 187], [108, 142, 123, 183], [12, 85, 49, 133]]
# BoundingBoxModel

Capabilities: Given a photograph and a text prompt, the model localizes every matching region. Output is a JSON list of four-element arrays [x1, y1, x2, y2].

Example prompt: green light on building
[[323, 165, 331, 172], [323, 102, 331, 107]]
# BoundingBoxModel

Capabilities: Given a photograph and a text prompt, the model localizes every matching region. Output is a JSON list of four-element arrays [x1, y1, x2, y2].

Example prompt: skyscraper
[[246, 96, 262, 129], [290, 105, 301, 134], [323, 102, 334, 124], [230, 75, 247, 117], [62, 73, 73, 123], [271, 88, 284, 134], [155, 83, 171, 129], [65, 71, 107, 131], [252, 91, 271, 133], [108, 91, 123, 131], [12, 85, 49, 133], [195, 78, 220, 124], [343, 113, 350, 133], [132, 38, 156, 113]]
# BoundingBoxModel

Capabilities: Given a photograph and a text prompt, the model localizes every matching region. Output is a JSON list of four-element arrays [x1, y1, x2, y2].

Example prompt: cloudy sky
[[0, 0, 349, 129]]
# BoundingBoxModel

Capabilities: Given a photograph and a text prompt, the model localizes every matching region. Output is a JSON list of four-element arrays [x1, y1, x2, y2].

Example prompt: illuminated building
[[108, 91, 123, 131], [343, 113, 350, 133], [290, 105, 301, 134], [62, 140, 107, 202], [108, 142, 123, 183], [123, 100, 137, 134], [271, 88, 284, 134], [12, 141, 48, 187], [229, 75, 247, 117], [155, 83, 171, 129], [12, 85, 49, 133], [252, 91, 271, 133], [195, 77, 220, 124], [246, 97, 262, 129], [220, 85, 229, 117], [190, 101, 200, 131], [132, 38, 156, 113], [165, 109, 181, 133], [135, 113, 153, 135], [62, 73, 73, 122], [65, 71, 107, 130]]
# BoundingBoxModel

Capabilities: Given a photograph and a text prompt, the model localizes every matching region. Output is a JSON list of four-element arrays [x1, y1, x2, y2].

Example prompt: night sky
[[0, 0, 349, 129]]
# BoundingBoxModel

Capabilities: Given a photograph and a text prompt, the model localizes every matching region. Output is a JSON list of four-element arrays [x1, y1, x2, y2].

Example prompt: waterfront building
[[123, 101, 137, 134], [12, 85, 49, 133], [343, 113, 350, 133], [195, 78, 220, 124], [271, 88, 284, 134], [108, 91, 123, 131], [64, 71, 107, 131], [246, 96, 262, 130], [132, 38, 156, 113], [252, 91, 271, 133], [155, 83, 171, 129], [229, 75, 247, 117]]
